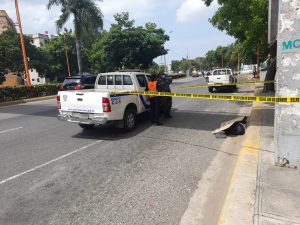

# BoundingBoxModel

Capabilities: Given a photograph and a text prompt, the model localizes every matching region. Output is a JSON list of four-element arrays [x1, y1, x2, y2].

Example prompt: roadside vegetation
[[0, 0, 268, 85], [0, 84, 59, 102]]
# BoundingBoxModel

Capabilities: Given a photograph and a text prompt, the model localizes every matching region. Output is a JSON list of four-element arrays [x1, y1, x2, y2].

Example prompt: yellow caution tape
[[111, 90, 300, 104], [174, 80, 275, 89]]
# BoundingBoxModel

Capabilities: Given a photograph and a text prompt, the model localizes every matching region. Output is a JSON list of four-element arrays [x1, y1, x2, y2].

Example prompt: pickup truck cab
[[57, 71, 151, 131], [208, 68, 237, 92]]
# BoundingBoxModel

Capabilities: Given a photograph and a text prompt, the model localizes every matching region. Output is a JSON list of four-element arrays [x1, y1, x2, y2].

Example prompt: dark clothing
[[253, 66, 257, 78], [157, 77, 172, 117], [161, 97, 172, 117], [146, 81, 161, 124], [149, 97, 161, 123], [157, 78, 171, 92]]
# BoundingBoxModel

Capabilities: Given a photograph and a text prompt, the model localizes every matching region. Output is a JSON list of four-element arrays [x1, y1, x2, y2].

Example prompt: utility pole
[[15, 0, 31, 86]]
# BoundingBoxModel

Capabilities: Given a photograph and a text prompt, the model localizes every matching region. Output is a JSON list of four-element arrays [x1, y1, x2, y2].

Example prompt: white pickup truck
[[57, 71, 151, 131], [208, 68, 237, 92]]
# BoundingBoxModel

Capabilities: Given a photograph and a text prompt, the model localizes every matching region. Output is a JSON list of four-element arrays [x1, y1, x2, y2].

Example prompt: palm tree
[[47, 0, 103, 75]]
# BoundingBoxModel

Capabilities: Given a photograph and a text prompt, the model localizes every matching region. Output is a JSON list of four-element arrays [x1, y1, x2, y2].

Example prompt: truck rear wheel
[[123, 108, 136, 131], [79, 124, 95, 130]]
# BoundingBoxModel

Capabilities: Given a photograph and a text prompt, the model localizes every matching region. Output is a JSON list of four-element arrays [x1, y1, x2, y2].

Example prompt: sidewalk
[[218, 80, 300, 225], [254, 87, 300, 225]]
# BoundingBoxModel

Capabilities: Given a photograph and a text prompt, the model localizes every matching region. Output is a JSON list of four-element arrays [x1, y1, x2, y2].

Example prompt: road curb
[[0, 95, 56, 108], [217, 87, 262, 225]]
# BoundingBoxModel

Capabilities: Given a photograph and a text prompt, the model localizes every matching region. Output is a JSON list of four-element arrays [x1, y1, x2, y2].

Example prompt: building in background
[[0, 10, 49, 86], [28, 33, 51, 85], [0, 10, 16, 34], [30, 33, 49, 48], [0, 10, 19, 88]]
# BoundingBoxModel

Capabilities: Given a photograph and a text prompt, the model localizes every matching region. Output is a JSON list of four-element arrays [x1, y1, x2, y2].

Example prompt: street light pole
[[15, 0, 31, 86]]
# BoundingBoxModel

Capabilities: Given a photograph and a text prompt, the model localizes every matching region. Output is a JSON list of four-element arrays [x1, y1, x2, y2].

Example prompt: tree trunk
[[75, 38, 83, 76], [74, 18, 83, 76], [256, 43, 260, 78]]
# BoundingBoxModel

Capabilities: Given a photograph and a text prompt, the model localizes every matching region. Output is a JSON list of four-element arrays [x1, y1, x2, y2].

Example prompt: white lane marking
[[0, 140, 103, 185], [0, 127, 23, 134]]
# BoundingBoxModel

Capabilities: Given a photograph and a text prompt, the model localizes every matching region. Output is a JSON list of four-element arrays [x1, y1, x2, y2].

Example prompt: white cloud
[[99, 0, 182, 21], [0, 0, 65, 35], [176, 0, 217, 23], [0, 0, 182, 34], [0, 0, 232, 63], [99, 0, 154, 19]]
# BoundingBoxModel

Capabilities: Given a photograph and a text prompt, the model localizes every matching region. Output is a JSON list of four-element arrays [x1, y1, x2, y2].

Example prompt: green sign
[[282, 39, 300, 50]]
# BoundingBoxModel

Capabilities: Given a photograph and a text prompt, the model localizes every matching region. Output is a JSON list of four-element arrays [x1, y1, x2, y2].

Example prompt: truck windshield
[[213, 70, 227, 75]]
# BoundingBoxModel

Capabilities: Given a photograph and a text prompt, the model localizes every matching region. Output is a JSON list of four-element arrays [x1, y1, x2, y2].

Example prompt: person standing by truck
[[157, 72, 172, 118], [146, 74, 163, 126], [253, 65, 257, 78]]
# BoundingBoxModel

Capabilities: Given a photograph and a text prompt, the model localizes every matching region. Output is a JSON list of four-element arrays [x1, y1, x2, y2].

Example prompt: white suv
[[208, 68, 237, 92]]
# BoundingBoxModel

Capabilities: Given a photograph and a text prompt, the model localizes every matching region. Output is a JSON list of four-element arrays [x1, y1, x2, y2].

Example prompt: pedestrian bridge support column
[[275, 0, 300, 167]]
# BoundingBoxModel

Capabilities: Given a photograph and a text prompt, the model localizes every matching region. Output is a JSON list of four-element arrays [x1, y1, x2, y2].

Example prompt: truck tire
[[208, 87, 213, 92], [79, 124, 95, 130], [123, 108, 136, 131]]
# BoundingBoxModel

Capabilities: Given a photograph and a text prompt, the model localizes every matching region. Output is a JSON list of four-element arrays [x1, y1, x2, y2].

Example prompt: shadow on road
[[71, 112, 153, 140], [71, 109, 244, 140], [71, 109, 243, 157]]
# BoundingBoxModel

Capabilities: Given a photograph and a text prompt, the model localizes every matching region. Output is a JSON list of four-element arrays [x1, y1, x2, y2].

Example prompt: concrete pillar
[[275, 0, 300, 167], [268, 0, 279, 44]]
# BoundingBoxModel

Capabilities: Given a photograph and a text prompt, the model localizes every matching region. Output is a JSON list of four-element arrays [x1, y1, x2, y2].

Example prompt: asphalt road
[[0, 75, 254, 225]]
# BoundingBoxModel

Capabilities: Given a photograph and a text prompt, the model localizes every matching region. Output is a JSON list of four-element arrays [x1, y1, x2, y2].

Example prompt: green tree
[[41, 32, 81, 82], [205, 50, 217, 69], [47, 0, 103, 75], [171, 58, 206, 73], [0, 29, 44, 84], [89, 12, 169, 72], [202, 0, 268, 62], [171, 60, 181, 73]]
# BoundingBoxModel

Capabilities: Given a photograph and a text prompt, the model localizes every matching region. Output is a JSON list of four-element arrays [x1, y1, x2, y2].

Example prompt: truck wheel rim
[[127, 113, 135, 128]]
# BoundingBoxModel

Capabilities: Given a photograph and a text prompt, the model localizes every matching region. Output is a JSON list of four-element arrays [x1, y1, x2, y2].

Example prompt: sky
[[0, 0, 235, 64]]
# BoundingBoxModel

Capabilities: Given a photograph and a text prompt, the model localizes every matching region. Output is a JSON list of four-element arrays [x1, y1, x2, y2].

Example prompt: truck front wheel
[[123, 108, 136, 131]]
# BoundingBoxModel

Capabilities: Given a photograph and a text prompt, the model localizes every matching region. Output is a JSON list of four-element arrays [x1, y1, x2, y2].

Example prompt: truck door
[[136, 74, 150, 112]]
